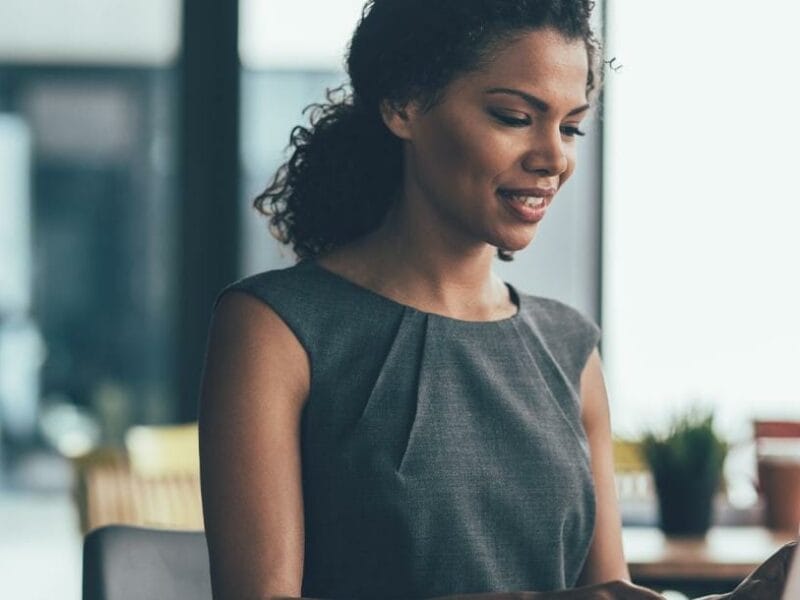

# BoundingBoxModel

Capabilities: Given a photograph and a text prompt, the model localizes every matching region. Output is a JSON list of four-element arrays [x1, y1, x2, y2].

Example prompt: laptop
[[784, 536, 800, 600]]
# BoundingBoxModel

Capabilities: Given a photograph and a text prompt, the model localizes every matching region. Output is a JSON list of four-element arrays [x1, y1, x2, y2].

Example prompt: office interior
[[0, 1, 799, 598]]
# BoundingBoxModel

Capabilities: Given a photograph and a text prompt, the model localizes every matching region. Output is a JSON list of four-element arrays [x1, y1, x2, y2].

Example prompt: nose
[[521, 129, 568, 176]]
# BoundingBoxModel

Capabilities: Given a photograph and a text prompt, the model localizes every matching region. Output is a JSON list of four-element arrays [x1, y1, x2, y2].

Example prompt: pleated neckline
[[303, 259, 524, 326]]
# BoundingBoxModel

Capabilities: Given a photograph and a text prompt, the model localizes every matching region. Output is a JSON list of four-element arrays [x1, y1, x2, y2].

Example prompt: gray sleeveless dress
[[217, 259, 600, 600]]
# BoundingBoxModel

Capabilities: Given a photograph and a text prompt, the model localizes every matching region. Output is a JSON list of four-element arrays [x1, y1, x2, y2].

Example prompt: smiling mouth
[[497, 187, 556, 223]]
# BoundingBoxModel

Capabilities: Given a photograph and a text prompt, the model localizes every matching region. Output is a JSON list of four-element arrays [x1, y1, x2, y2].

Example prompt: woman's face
[[388, 28, 590, 254]]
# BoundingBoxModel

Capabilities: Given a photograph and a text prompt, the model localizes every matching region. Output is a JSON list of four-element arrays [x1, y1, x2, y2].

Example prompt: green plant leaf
[[639, 407, 728, 479]]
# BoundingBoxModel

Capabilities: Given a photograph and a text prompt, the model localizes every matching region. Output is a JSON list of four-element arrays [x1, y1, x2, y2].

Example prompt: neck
[[336, 197, 511, 319]]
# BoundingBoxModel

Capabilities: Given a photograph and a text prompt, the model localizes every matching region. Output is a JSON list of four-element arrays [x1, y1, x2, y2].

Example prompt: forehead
[[453, 28, 589, 106]]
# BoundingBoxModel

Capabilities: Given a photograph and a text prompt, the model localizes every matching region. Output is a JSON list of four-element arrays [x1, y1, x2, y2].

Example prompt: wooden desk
[[624, 526, 797, 581]]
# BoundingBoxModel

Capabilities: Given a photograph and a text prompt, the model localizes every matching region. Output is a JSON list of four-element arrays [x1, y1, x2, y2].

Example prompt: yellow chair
[[125, 422, 200, 477], [74, 423, 203, 533]]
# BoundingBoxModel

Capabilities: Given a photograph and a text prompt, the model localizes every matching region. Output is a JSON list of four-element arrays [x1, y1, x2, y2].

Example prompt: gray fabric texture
[[216, 259, 601, 600]]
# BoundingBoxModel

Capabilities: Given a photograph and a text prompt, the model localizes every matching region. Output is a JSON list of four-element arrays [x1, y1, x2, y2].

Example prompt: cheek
[[417, 119, 506, 190]]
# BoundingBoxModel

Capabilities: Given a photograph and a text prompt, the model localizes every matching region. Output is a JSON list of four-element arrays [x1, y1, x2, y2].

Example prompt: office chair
[[82, 525, 212, 600]]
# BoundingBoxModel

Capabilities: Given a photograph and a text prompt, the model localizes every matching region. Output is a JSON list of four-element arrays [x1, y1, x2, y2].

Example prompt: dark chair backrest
[[82, 525, 212, 600]]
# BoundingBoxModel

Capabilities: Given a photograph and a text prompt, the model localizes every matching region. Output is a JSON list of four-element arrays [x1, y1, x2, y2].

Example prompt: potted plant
[[640, 408, 728, 536]]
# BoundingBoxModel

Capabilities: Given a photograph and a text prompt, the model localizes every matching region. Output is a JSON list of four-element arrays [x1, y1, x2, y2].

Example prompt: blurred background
[[0, 0, 798, 598]]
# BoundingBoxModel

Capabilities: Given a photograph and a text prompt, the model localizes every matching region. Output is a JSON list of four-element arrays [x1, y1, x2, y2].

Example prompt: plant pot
[[652, 470, 719, 536]]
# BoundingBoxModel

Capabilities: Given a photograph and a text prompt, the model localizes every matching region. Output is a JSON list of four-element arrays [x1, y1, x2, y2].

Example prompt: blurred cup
[[755, 421, 800, 531]]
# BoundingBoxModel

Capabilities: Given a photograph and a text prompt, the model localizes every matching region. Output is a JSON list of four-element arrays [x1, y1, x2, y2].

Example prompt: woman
[[199, 1, 791, 599]]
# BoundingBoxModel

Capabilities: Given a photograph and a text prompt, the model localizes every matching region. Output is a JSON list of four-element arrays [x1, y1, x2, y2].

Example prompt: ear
[[379, 99, 416, 141]]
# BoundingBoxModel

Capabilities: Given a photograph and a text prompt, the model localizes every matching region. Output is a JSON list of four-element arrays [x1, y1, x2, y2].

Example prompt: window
[[603, 0, 800, 436]]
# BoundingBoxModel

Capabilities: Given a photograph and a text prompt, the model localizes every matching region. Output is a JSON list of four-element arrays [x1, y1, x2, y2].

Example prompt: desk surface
[[624, 526, 797, 581]]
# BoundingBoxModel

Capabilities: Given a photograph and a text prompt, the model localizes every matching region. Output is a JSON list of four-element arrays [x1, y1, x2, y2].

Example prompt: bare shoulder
[[206, 290, 310, 405], [212, 289, 306, 356]]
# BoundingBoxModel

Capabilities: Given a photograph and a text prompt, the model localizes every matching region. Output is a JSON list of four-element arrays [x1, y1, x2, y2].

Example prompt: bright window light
[[240, 0, 366, 69], [0, 0, 181, 65], [603, 0, 800, 436]]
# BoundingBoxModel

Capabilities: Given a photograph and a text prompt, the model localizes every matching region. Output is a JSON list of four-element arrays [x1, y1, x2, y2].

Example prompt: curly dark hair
[[255, 0, 602, 262]]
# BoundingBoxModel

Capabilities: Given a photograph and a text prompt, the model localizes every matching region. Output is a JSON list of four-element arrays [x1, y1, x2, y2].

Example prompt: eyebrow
[[484, 87, 590, 116]]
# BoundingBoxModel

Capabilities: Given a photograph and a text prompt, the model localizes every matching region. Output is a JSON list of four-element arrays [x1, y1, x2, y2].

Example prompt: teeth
[[513, 195, 545, 208]]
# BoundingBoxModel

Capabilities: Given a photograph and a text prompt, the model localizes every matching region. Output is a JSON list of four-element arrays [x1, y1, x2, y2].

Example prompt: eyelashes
[[492, 112, 531, 127], [560, 126, 586, 138], [489, 110, 586, 138]]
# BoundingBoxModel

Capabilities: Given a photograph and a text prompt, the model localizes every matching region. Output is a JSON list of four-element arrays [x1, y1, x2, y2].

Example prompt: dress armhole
[[213, 279, 314, 374]]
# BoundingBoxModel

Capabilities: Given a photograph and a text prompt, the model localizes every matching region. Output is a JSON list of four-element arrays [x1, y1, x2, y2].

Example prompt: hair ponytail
[[254, 87, 402, 260]]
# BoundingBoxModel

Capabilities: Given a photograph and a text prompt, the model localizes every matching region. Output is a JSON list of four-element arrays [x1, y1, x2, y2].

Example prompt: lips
[[497, 187, 556, 223]]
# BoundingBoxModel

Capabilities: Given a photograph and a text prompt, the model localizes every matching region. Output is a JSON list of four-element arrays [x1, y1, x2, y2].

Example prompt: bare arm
[[575, 348, 630, 586], [199, 291, 309, 599]]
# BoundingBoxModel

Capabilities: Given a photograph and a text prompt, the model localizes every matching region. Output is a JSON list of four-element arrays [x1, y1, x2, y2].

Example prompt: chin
[[493, 229, 539, 253]]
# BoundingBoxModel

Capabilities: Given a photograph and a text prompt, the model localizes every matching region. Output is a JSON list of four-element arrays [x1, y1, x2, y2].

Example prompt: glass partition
[[0, 0, 182, 483]]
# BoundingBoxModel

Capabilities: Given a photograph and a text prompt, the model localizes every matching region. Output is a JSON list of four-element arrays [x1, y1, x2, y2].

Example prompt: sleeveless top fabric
[[216, 260, 601, 600]]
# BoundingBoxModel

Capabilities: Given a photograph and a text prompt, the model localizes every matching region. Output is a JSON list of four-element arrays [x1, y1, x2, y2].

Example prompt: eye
[[561, 125, 587, 138], [488, 109, 531, 128]]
